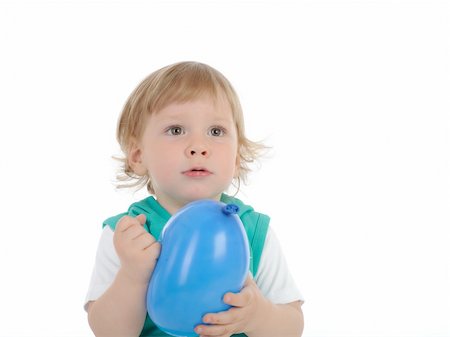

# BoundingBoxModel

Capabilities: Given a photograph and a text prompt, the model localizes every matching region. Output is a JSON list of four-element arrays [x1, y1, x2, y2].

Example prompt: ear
[[128, 140, 147, 176]]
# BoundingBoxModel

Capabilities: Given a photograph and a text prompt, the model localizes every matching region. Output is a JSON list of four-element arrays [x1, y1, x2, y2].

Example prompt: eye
[[209, 126, 226, 137], [166, 125, 184, 136]]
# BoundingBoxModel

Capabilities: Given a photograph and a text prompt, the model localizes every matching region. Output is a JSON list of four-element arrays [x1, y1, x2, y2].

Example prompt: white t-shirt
[[85, 225, 303, 310]]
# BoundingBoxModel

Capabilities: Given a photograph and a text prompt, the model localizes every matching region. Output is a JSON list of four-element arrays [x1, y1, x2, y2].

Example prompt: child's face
[[131, 94, 239, 214]]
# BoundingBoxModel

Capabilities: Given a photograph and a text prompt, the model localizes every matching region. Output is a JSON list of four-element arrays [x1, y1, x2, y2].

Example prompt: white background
[[0, 0, 449, 336]]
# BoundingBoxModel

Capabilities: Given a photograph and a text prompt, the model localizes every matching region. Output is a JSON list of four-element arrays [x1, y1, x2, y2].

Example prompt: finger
[[202, 307, 240, 326], [195, 322, 231, 336], [223, 287, 252, 308], [116, 214, 147, 232], [136, 213, 146, 225], [134, 232, 157, 249], [145, 241, 161, 260], [118, 223, 147, 241], [116, 216, 137, 232]]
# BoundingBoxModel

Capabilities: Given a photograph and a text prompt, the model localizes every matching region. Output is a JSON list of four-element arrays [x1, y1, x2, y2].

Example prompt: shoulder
[[102, 196, 161, 231], [103, 212, 128, 231]]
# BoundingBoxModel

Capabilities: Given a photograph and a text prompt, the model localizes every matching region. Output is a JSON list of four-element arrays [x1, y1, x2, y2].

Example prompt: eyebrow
[[155, 112, 233, 124]]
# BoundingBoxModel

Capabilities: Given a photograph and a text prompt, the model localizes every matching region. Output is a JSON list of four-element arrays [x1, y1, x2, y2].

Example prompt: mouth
[[182, 167, 212, 177]]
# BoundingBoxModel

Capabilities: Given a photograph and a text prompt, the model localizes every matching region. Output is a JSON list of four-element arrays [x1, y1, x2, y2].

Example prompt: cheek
[[147, 150, 166, 166], [146, 144, 180, 173], [222, 144, 240, 173]]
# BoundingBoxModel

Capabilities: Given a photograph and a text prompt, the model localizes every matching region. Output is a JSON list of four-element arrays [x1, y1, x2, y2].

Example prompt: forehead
[[154, 93, 234, 120], [153, 81, 227, 110]]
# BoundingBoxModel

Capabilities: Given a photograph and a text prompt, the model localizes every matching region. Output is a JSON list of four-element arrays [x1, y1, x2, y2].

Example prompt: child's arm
[[195, 275, 304, 337], [87, 214, 160, 337]]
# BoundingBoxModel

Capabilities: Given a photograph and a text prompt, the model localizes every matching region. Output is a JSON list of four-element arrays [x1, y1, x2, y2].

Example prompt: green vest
[[103, 194, 270, 337]]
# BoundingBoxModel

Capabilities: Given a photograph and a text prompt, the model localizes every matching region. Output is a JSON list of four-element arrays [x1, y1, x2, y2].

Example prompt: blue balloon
[[146, 199, 250, 337]]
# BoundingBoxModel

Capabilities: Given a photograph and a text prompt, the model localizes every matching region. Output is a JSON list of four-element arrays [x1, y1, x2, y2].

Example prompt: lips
[[182, 167, 212, 177]]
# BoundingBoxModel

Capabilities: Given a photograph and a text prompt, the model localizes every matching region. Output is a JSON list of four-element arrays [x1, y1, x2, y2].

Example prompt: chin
[[182, 190, 221, 203]]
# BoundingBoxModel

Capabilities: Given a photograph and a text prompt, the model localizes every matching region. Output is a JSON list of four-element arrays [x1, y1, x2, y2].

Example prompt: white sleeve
[[84, 226, 120, 311], [254, 227, 304, 304]]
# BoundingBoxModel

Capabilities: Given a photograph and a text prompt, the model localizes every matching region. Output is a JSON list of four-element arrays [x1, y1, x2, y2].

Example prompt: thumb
[[136, 213, 147, 225]]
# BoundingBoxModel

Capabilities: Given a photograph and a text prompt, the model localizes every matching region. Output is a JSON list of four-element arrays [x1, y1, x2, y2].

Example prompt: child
[[85, 61, 304, 337]]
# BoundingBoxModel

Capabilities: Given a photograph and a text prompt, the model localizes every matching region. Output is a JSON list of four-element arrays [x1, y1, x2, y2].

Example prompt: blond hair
[[116, 61, 266, 194]]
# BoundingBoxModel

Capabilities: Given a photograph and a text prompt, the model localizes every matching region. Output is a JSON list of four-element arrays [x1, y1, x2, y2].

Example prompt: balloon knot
[[222, 204, 239, 215]]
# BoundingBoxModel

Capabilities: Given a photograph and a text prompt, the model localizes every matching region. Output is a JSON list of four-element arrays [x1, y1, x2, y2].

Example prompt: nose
[[189, 149, 208, 156], [185, 138, 209, 158], [186, 146, 209, 157]]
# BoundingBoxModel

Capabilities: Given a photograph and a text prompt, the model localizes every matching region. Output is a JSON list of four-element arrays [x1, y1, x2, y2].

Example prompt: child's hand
[[113, 214, 161, 284], [194, 274, 272, 337]]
